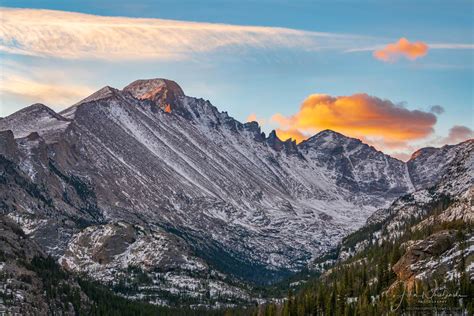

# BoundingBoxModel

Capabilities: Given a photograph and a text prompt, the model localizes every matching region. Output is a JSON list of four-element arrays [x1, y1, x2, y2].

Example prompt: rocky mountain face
[[265, 188, 473, 315], [287, 142, 473, 315], [320, 142, 473, 299], [1, 78, 472, 307]]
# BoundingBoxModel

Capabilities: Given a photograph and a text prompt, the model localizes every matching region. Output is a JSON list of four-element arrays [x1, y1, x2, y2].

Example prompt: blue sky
[[0, 1, 473, 159]]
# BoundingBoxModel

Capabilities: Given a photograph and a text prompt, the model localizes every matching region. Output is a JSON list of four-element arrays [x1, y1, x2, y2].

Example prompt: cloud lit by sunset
[[246, 113, 258, 123], [0, 74, 93, 108], [0, 7, 365, 61], [374, 38, 429, 62], [246, 113, 267, 126], [272, 93, 439, 155], [274, 128, 307, 143]]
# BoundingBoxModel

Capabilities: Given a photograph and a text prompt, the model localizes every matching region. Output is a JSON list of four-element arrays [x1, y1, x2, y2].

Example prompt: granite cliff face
[[1, 78, 472, 306]]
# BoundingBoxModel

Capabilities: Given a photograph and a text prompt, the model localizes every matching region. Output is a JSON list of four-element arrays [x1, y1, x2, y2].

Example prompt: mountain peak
[[0, 103, 70, 140], [74, 86, 120, 105], [12, 103, 56, 117], [314, 129, 353, 142], [299, 129, 355, 149], [122, 78, 184, 104], [316, 129, 344, 137], [409, 147, 437, 161]]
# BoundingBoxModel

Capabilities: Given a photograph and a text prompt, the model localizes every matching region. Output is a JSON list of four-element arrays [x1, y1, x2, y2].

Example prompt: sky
[[0, 0, 473, 160]]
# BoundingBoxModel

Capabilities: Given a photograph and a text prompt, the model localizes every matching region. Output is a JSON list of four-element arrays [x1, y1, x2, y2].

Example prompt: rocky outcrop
[[59, 222, 208, 280], [392, 230, 472, 290], [266, 130, 300, 155], [0, 130, 17, 160]]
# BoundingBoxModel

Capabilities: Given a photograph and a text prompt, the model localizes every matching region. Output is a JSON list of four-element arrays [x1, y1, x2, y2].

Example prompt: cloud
[[346, 42, 473, 53], [429, 105, 445, 115], [246, 113, 267, 126], [274, 128, 307, 143], [373, 38, 429, 62], [271, 93, 437, 151], [428, 43, 474, 49], [0, 7, 368, 61], [0, 74, 94, 108], [0, 60, 94, 111], [247, 113, 257, 122], [2, 7, 471, 62], [441, 125, 474, 144]]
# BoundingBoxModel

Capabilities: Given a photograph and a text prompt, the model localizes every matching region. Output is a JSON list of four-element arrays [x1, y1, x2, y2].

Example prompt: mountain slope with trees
[[1, 78, 472, 309]]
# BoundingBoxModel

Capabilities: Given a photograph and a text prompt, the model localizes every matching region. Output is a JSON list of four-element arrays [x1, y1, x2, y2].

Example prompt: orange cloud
[[247, 113, 257, 122], [374, 38, 428, 62], [271, 93, 437, 152], [246, 113, 267, 126], [275, 128, 307, 143]]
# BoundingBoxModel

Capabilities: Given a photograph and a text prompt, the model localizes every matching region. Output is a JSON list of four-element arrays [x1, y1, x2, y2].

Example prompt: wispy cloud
[[428, 43, 474, 49], [0, 7, 369, 61], [0, 75, 93, 106], [0, 60, 94, 111], [346, 42, 474, 53]]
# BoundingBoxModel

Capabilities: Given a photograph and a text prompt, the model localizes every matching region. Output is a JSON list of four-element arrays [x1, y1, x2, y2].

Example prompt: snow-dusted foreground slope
[[1, 78, 472, 304]]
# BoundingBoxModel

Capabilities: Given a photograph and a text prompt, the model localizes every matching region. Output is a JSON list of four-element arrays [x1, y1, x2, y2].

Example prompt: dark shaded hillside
[[0, 215, 255, 315]]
